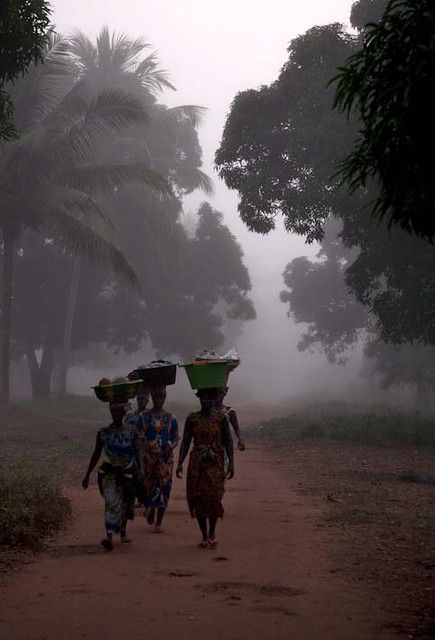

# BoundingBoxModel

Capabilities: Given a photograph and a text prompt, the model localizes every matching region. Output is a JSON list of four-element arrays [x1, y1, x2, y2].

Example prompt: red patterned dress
[[186, 410, 227, 518]]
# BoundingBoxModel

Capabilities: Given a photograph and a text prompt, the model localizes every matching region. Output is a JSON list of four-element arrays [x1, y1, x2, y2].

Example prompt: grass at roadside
[[253, 403, 435, 634], [255, 404, 435, 447], [0, 460, 71, 549]]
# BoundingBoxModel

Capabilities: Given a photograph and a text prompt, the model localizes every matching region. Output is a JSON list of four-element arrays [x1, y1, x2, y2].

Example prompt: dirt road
[[0, 441, 393, 640]]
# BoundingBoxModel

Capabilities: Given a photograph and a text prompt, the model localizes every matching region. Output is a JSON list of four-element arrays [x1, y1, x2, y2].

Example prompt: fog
[[44, 0, 365, 403]]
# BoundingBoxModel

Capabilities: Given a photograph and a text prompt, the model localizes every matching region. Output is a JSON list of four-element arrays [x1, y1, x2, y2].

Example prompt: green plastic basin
[[182, 362, 229, 390]]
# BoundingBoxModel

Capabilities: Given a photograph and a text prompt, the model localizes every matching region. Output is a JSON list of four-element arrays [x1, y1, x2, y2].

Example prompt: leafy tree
[[216, 22, 357, 241], [140, 202, 255, 358], [280, 219, 366, 364], [12, 201, 255, 396], [334, 0, 435, 242], [216, 0, 434, 355], [363, 340, 435, 408], [350, 0, 388, 28], [0, 36, 168, 401], [215, 1, 388, 240], [12, 233, 72, 398], [343, 208, 434, 346], [0, 0, 51, 139], [281, 220, 434, 405], [6, 31, 255, 397]]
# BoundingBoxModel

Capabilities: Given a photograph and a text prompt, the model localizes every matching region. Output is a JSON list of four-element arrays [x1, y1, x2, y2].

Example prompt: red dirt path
[[0, 438, 393, 640]]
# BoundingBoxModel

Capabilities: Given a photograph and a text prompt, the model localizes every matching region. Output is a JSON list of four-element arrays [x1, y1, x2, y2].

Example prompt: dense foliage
[[0, 0, 51, 139], [334, 0, 435, 242], [216, 0, 434, 400], [2, 30, 255, 398]]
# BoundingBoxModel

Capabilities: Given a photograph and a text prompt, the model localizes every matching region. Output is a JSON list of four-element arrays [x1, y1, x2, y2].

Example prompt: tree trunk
[[39, 345, 55, 398], [26, 348, 43, 399], [57, 255, 82, 396], [25, 346, 55, 400], [0, 226, 16, 403]]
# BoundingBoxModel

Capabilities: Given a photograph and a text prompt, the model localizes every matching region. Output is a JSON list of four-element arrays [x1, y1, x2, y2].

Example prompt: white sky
[[52, 0, 359, 399]]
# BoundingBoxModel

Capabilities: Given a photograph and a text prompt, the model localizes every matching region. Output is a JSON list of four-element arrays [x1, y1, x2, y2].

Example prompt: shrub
[[0, 460, 71, 549]]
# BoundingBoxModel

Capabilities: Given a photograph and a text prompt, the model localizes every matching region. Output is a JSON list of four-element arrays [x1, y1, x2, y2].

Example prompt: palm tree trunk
[[57, 255, 82, 396], [0, 226, 16, 403]]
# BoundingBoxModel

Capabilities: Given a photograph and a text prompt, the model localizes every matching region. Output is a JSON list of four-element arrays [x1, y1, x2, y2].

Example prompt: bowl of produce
[[92, 377, 144, 403]]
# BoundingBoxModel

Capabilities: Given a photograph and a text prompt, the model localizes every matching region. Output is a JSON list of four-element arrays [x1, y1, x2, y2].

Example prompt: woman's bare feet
[[146, 508, 155, 525], [101, 537, 114, 551]]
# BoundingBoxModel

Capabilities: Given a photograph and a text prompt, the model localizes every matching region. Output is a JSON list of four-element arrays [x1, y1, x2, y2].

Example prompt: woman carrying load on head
[[82, 400, 143, 551], [215, 387, 245, 451], [176, 388, 234, 549], [124, 372, 150, 426], [138, 387, 179, 533]]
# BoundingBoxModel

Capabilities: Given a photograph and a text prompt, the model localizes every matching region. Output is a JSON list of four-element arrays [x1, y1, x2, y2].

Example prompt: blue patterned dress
[[97, 423, 137, 534], [137, 410, 179, 510]]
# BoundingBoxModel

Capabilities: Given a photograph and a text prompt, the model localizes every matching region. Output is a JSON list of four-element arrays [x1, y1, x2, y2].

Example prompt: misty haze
[[0, 1, 434, 639]]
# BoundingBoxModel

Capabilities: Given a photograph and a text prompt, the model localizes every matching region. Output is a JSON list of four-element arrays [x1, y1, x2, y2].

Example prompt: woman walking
[[138, 387, 179, 533], [176, 388, 234, 549], [215, 387, 245, 451], [82, 401, 142, 551]]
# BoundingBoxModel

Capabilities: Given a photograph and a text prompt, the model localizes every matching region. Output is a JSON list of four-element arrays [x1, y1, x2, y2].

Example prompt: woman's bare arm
[[176, 417, 193, 477], [82, 432, 104, 488], [221, 416, 235, 479], [229, 409, 245, 451]]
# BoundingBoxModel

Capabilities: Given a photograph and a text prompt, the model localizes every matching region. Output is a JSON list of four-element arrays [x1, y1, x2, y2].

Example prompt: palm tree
[[0, 35, 170, 402], [48, 29, 214, 396], [68, 28, 213, 196]]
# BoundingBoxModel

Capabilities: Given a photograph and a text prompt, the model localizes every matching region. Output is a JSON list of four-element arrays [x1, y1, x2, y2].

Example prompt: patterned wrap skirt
[[97, 462, 135, 534], [186, 445, 225, 519]]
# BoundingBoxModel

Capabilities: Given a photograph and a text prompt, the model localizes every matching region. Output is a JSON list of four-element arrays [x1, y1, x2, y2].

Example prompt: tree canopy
[[215, 21, 357, 241], [3, 29, 255, 398], [216, 0, 434, 399], [280, 218, 434, 405], [334, 0, 435, 242], [0, 0, 51, 139]]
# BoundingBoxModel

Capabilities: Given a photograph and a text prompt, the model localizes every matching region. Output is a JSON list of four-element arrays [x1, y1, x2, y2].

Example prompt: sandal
[[197, 541, 208, 549]]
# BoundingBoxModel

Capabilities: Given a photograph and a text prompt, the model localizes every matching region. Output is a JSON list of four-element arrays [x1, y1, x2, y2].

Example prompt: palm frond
[[34, 183, 115, 229], [5, 33, 76, 131], [28, 38, 77, 127], [0, 125, 51, 172], [68, 30, 98, 72], [109, 31, 149, 71], [134, 53, 176, 93], [192, 169, 214, 196], [55, 163, 171, 198], [60, 89, 149, 160], [40, 205, 140, 289], [167, 105, 207, 128]]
